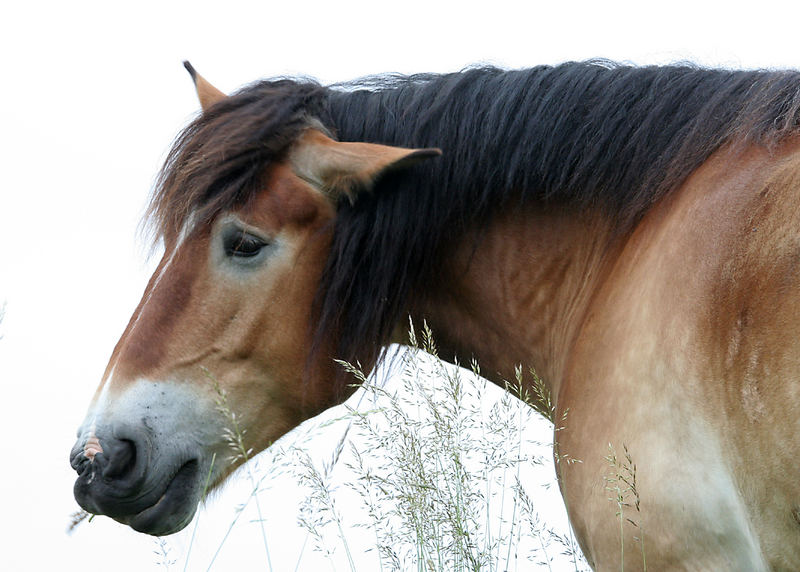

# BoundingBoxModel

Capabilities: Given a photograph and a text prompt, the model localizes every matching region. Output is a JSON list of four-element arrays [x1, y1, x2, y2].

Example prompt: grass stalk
[[604, 443, 645, 572], [183, 452, 217, 572], [203, 367, 272, 572]]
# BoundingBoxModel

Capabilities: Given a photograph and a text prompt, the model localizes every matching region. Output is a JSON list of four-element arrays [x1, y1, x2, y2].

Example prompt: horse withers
[[71, 61, 800, 569]]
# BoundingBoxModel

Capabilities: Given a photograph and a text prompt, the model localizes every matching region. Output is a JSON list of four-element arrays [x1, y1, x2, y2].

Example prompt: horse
[[70, 59, 800, 570]]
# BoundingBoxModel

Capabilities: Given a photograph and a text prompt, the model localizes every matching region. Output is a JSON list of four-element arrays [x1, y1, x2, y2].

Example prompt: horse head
[[69, 64, 439, 535]]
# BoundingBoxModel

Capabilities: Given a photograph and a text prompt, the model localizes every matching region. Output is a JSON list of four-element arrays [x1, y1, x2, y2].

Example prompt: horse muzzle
[[70, 427, 203, 536], [69, 380, 226, 536]]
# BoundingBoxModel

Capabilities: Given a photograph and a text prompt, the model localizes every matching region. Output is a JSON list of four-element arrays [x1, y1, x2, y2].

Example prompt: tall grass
[[604, 444, 645, 571], [292, 321, 590, 571]]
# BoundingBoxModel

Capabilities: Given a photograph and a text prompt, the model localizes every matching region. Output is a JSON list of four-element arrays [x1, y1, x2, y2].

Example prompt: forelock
[[145, 78, 329, 245]]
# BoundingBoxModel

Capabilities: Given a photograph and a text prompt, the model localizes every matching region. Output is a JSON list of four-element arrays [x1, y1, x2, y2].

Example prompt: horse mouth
[[119, 459, 201, 536]]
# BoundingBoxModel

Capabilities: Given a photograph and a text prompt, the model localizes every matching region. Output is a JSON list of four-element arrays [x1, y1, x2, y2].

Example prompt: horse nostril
[[102, 439, 137, 480]]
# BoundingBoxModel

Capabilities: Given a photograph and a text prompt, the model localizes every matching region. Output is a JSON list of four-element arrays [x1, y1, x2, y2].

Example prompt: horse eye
[[223, 231, 267, 258]]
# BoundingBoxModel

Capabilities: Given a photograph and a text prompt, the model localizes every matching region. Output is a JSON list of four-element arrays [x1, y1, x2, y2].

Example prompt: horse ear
[[291, 129, 441, 202], [183, 61, 227, 112]]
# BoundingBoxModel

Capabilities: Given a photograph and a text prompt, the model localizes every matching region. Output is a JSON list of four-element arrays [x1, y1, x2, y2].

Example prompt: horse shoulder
[[558, 141, 800, 570]]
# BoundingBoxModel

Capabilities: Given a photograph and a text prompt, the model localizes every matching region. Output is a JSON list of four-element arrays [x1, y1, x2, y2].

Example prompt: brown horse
[[71, 60, 800, 570]]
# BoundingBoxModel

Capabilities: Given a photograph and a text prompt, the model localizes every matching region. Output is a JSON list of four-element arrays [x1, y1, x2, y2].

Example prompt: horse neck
[[411, 202, 621, 407]]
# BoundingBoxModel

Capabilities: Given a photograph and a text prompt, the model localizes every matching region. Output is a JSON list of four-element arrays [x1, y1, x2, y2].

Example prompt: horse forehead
[[235, 163, 327, 230]]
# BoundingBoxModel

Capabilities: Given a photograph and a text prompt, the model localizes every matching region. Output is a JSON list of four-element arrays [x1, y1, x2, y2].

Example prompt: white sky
[[3, 1, 800, 570]]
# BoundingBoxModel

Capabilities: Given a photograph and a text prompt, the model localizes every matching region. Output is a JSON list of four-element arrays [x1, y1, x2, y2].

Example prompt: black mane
[[150, 61, 800, 381]]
